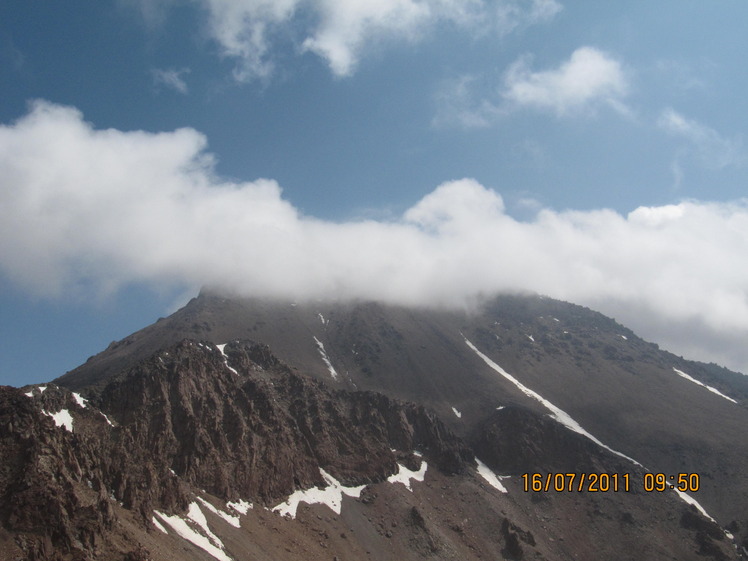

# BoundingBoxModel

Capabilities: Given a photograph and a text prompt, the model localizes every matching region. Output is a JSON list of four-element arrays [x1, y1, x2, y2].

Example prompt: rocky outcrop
[[0, 385, 116, 560], [3, 339, 473, 560]]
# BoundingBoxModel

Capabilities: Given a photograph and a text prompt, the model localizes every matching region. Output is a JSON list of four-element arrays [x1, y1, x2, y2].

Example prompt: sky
[[1, 0, 748, 387]]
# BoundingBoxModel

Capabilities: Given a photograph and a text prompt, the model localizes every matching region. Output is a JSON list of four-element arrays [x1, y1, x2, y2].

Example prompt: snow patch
[[44, 409, 74, 432], [313, 336, 339, 380], [464, 337, 642, 467], [318, 312, 328, 325], [387, 461, 427, 492], [673, 489, 718, 524], [620, 335, 628, 340], [38, 386, 47, 393], [451, 407, 462, 418], [527, 334, 535, 342], [272, 469, 364, 518], [673, 368, 737, 404], [24, 391, 33, 398], [227, 499, 253, 515], [72, 392, 87, 408], [475, 458, 508, 493], [216, 344, 239, 375], [152, 516, 168, 534], [197, 497, 241, 528], [154, 507, 232, 561], [187, 503, 229, 555]]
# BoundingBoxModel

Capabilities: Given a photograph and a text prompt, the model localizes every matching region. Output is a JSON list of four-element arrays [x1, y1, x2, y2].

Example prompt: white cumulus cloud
[[2, 101, 748, 374], [434, 46, 629, 127], [502, 46, 628, 115]]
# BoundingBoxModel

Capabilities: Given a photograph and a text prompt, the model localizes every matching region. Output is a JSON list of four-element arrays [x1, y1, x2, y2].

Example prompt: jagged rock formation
[[1, 292, 746, 560]]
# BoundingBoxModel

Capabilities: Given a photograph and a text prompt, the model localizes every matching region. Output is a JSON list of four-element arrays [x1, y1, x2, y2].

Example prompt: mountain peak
[[4, 293, 744, 559]]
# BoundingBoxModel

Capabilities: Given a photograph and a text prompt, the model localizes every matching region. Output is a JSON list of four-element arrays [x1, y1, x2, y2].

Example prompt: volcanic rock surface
[[0, 292, 745, 560]]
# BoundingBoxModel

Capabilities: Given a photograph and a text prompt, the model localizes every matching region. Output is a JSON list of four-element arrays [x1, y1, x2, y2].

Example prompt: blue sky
[[2, 0, 748, 386]]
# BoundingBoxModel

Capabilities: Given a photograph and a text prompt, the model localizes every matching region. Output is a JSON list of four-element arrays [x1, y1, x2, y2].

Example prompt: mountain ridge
[[1, 291, 745, 560]]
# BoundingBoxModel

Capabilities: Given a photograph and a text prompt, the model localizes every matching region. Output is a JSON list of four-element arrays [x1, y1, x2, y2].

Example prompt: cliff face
[[3, 293, 746, 561], [0, 385, 116, 560], [2, 340, 477, 560], [96, 339, 473, 513]]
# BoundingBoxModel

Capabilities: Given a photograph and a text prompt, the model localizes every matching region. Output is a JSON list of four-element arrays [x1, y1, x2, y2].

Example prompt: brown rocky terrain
[[0, 292, 745, 560]]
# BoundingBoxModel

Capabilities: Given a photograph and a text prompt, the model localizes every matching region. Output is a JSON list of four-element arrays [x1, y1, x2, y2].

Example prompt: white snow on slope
[[216, 344, 239, 375], [387, 461, 428, 492], [26, 385, 49, 397], [452, 407, 462, 418], [197, 497, 241, 528], [464, 337, 731, 524], [318, 312, 328, 325], [227, 499, 252, 515], [313, 336, 339, 380], [673, 489, 718, 524], [273, 469, 364, 518], [72, 392, 88, 408], [188, 502, 228, 546], [154, 507, 232, 561], [673, 368, 737, 404], [152, 516, 168, 534], [475, 458, 508, 493], [43, 409, 74, 432], [464, 337, 642, 467]]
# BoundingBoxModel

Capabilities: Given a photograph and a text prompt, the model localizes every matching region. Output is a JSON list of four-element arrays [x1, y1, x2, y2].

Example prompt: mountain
[[2, 291, 746, 560]]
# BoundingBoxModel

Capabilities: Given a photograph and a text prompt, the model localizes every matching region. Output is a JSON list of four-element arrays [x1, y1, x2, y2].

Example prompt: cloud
[[3, 101, 748, 373], [658, 108, 744, 169], [494, 0, 562, 34], [200, 0, 299, 81], [434, 46, 629, 127], [502, 46, 628, 115], [151, 67, 191, 94], [163, 0, 562, 80]]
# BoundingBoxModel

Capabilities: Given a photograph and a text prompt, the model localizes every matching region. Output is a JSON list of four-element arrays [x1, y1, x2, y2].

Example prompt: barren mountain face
[[1, 292, 745, 560]]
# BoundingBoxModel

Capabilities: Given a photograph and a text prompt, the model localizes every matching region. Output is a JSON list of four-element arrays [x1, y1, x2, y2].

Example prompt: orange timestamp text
[[521, 472, 700, 493]]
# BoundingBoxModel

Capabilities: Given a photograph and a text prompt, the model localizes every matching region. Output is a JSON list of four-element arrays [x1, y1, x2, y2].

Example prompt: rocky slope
[[0, 292, 745, 560]]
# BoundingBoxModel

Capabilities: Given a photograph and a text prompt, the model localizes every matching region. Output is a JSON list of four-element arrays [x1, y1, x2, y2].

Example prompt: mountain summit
[[2, 292, 746, 560]]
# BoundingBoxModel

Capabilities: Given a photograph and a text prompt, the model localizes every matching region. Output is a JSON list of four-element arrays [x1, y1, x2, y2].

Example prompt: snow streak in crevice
[[465, 336, 642, 465], [464, 336, 726, 524], [216, 343, 239, 375], [313, 336, 339, 380], [672, 367, 737, 404], [475, 458, 508, 493], [154, 502, 232, 561]]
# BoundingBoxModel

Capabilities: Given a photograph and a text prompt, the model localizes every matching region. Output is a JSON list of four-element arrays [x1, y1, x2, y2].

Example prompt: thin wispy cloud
[[3, 101, 748, 373], [658, 108, 744, 169], [151, 67, 191, 94], [153, 0, 562, 81]]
